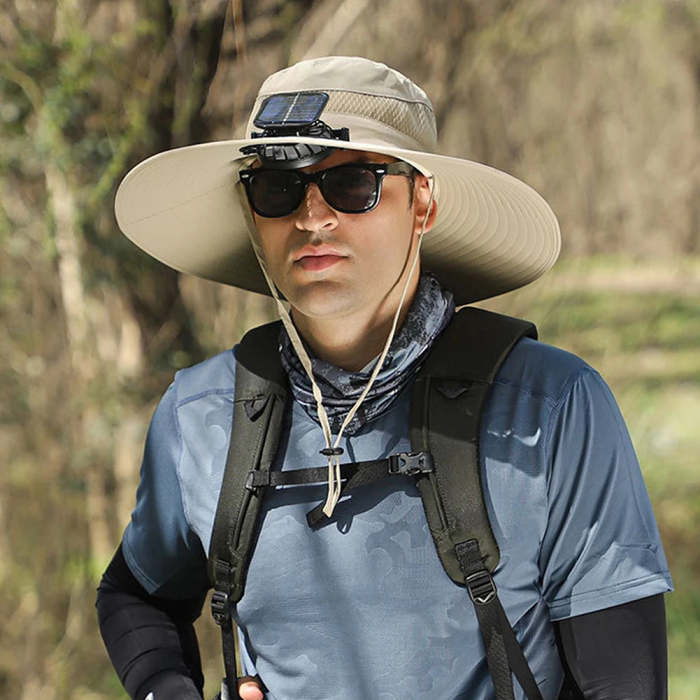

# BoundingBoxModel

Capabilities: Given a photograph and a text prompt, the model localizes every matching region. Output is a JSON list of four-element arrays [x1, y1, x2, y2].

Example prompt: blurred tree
[[0, 0, 230, 695]]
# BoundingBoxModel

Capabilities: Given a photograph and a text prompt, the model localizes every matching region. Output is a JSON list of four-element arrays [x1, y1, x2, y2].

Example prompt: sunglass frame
[[239, 161, 415, 218]]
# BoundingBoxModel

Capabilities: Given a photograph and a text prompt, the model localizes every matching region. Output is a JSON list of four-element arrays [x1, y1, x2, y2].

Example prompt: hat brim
[[115, 136, 560, 305]]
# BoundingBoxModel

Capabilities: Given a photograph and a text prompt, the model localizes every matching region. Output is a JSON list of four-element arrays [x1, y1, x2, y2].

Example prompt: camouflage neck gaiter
[[280, 272, 455, 436]]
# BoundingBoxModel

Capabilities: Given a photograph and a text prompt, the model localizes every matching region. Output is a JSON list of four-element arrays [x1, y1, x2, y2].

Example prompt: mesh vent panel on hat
[[249, 89, 437, 151], [324, 91, 437, 150]]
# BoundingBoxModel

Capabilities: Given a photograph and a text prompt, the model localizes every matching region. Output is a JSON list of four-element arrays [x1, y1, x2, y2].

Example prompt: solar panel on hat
[[254, 92, 329, 128]]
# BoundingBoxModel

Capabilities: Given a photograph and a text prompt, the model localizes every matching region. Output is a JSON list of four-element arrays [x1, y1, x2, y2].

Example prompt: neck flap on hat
[[280, 273, 455, 435]]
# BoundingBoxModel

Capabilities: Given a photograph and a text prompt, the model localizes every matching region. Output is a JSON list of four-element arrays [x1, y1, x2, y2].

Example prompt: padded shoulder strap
[[411, 306, 537, 582], [208, 320, 288, 602], [412, 307, 544, 700]]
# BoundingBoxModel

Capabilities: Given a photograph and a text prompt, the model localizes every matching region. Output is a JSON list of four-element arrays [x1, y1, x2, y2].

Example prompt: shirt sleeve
[[540, 367, 672, 621], [122, 382, 210, 598]]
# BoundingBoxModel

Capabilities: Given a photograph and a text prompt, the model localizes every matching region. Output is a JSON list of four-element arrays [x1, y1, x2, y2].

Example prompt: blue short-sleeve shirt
[[123, 338, 672, 699]]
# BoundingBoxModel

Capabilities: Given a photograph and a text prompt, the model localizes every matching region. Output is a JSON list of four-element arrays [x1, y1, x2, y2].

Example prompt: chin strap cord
[[246, 174, 435, 518]]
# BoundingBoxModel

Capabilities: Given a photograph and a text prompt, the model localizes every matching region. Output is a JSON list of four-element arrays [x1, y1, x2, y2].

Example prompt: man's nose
[[293, 183, 338, 232]]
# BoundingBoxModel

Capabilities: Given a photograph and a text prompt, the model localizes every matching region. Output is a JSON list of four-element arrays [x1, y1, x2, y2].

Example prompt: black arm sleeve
[[96, 545, 208, 700], [555, 594, 668, 700]]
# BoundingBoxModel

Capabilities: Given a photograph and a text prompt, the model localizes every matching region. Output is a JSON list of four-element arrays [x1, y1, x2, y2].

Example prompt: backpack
[[208, 306, 546, 700]]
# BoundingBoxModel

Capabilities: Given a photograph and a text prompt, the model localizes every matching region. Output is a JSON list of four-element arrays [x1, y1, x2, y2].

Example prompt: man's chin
[[287, 284, 361, 322]]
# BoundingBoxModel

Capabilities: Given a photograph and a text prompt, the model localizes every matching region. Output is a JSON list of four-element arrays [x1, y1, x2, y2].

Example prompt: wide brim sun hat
[[114, 56, 560, 305]]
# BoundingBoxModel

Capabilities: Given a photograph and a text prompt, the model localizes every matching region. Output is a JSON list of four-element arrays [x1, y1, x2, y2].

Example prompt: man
[[97, 56, 672, 699]]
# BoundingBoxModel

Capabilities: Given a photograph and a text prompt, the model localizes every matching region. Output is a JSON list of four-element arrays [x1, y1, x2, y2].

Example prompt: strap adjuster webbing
[[211, 589, 238, 696], [211, 590, 230, 626], [465, 569, 497, 605]]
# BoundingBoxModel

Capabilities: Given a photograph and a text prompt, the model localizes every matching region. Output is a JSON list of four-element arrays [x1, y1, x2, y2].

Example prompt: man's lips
[[295, 254, 346, 271], [293, 247, 348, 271]]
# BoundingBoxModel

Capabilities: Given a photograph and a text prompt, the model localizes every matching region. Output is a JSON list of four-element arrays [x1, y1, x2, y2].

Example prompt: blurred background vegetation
[[1, 0, 698, 697]]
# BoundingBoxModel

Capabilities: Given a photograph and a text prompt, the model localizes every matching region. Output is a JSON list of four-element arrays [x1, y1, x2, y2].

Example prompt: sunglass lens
[[249, 171, 303, 217], [322, 166, 378, 212]]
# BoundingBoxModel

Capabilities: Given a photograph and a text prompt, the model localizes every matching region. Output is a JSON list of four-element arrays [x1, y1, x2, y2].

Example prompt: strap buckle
[[245, 470, 271, 492], [245, 471, 259, 492], [210, 590, 230, 626], [388, 451, 434, 476], [465, 569, 497, 605], [245, 471, 256, 492]]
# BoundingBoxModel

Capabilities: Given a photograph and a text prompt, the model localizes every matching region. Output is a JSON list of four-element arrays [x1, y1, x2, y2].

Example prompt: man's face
[[252, 149, 434, 323]]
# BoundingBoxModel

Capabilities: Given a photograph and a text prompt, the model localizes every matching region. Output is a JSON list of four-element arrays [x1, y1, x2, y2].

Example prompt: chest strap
[[244, 451, 434, 527]]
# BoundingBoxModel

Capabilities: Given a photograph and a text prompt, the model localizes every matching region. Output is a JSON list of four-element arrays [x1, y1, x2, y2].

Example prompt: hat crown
[[246, 56, 438, 151]]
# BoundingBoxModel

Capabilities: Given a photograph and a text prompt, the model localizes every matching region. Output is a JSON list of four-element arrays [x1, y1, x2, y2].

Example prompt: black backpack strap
[[411, 306, 543, 700], [208, 320, 288, 696]]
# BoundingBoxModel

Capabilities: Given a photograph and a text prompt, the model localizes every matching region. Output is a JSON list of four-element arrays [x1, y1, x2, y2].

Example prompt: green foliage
[[487, 257, 700, 698]]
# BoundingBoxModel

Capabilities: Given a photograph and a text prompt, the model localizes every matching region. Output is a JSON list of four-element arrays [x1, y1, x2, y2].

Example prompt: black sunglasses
[[239, 161, 415, 218]]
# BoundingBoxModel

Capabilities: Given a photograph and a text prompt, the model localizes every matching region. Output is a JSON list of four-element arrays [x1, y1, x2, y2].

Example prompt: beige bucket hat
[[115, 56, 560, 305]]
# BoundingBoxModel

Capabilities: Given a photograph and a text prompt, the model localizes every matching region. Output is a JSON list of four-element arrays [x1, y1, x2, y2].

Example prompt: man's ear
[[412, 174, 438, 236]]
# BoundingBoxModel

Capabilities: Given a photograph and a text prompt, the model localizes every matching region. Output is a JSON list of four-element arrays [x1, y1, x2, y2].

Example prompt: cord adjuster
[[320, 447, 344, 457]]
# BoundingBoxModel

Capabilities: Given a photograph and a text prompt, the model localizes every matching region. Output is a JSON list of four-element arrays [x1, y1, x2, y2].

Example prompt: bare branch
[[232, 0, 247, 62], [0, 57, 42, 113], [297, 0, 370, 61]]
